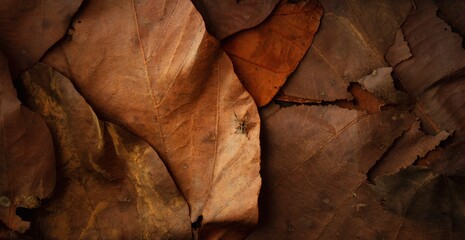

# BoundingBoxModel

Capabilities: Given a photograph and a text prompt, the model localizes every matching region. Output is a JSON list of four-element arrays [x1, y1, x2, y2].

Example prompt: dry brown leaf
[[222, 0, 323, 106], [369, 121, 449, 180], [0, 54, 55, 233], [0, 0, 82, 76], [318, 167, 465, 239], [435, 0, 465, 38], [385, 29, 412, 67], [279, 0, 412, 102], [42, 0, 261, 237], [247, 104, 414, 239], [192, 0, 280, 40], [20, 63, 192, 239], [394, 0, 465, 98], [357, 67, 412, 105]]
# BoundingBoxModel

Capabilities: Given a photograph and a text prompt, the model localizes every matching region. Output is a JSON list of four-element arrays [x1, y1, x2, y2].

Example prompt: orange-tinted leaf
[[279, 0, 412, 102], [0, 54, 55, 233], [20, 63, 192, 239], [222, 0, 323, 106], [247, 104, 414, 239], [192, 0, 280, 40], [0, 0, 82, 76], [42, 0, 261, 237]]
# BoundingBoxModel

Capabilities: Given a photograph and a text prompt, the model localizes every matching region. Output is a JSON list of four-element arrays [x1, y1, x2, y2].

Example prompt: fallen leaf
[[357, 67, 412, 105], [369, 121, 449, 180], [318, 167, 465, 239], [222, 0, 323, 106], [0, 0, 83, 76], [42, 0, 261, 237], [192, 0, 280, 40], [247, 104, 414, 239], [20, 63, 192, 239], [279, 0, 412, 102], [385, 29, 412, 68], [435, 0, 465, 38], [394, 0, 465, 97], [0, 54, 55, 233]]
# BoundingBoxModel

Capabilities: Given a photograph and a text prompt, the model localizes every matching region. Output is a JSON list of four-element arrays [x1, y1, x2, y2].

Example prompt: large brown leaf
[[20, 63, 192, 239], [0, 0, 82, 76], [369, 121, 449, 180], [318, 167, 465, 239], [192, 0, 280, 40], [222, 0, 323, 106], [42, 0, 261, 237], [279, 0, 412, 102], [394, 0, 465, 98], [0, 54, 55, 232], [247, 104, 414, 239]]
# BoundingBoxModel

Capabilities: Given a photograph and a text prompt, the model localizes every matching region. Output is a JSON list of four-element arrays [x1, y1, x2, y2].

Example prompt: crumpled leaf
[[0, 0, 83, 76], [394, 0, 465, 97], [192, 0, 280, 40], [357, 67, 411, 105], [279, 0, 412, 102], [222, 0, 323, 106], [369, 121, 449, 180], [0, 54, 55, 233], [318, 167, 465, 239], [390, 0, 465, 139], [435, 0, 465, 38], [20, 63, 192, 239], [42, 0, 261, 237], [247, 104, 414, 239], [385, 29, 412, 67]]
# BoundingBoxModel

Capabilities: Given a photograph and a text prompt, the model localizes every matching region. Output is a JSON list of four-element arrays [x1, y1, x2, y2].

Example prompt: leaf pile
[[1, 0, 465, 239]]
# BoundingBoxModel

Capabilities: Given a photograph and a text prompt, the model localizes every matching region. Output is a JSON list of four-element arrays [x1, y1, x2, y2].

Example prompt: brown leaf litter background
[[1, 0, 465, 239]]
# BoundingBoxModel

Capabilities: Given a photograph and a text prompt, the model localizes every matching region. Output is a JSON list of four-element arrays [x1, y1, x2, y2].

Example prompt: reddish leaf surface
[[318, 167, 465, 239], [42, 0, 261, 237], [192, 0, 280, 40], [0, 0, 82, 76], [279, 0, 412, 103], [20, 63, 192, 239], [0, 54, 55, 232], [247, 104, 414, 239], [222, 0, 323, 106]]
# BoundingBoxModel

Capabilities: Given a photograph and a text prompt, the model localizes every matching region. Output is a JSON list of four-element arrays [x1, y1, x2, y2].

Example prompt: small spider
[[234, 111, 249, 138]]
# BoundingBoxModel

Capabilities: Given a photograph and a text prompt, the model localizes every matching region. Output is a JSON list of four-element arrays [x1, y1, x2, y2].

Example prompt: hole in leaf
[[191, 215, 203, 229], [16, 207, 33, 222]]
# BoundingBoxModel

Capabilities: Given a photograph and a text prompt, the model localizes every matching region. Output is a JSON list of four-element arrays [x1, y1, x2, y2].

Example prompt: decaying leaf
[[222, 0, 323, 106], [385, 29, 412, 68], [394, 0, 465, 98], [279, 0, 412, 102], [42, 0, 261, 237], [435, 0, 465, 38], [369, 121, 449, 180], [192, 0, 280, 40], [0, 0, 83, 76], [0, 54, 55, 233], [357, 67, 412, 105], [318, 167, 465, 239], [247, 104, 414, 239], [20, 63, 192, 239]]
